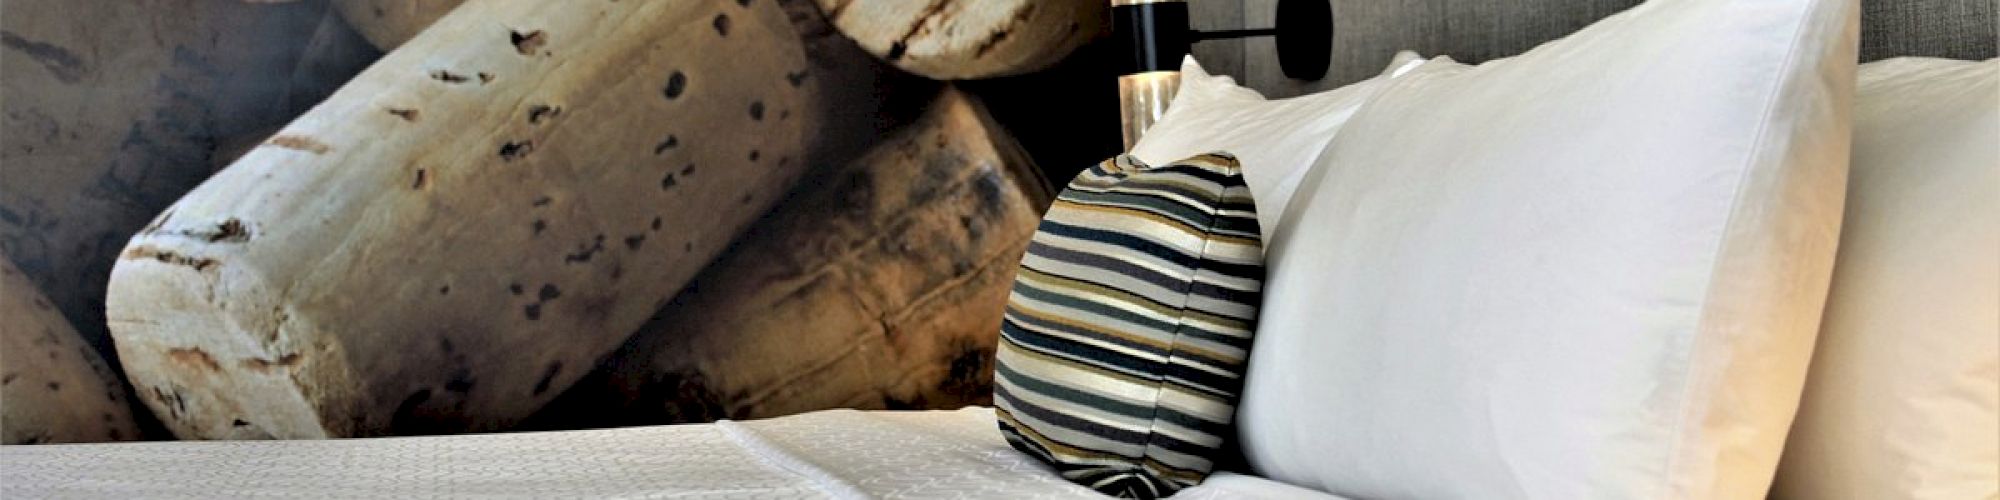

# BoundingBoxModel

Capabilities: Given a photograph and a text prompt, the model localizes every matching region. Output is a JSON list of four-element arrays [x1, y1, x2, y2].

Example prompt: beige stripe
[[996, 407, 1142, 464], [993, 370, 1152, 433], [1032, 230, 1194, 282], [998, 335, 1161, 400], [1015, 266, 1183, 321], [1047, 200, 1209, 251]]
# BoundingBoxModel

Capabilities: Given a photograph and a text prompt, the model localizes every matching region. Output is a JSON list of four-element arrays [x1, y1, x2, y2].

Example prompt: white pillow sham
[[1771, 57, 1999, 500], [1234, 0, 1858, 497], [1129, 53, 1425, 240]]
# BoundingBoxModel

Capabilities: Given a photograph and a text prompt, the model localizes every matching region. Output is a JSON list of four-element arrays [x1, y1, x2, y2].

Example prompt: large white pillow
[[1771, 57, 1999, 500], [1234, 0, 1858, 498], [1129, 53, 1424, 240]]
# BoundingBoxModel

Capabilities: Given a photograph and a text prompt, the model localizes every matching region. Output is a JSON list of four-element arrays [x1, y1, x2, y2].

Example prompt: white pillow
[[1129, 53, 1425, 240], [1771, 57, 1999, 500], [1234, 0, 1858, 498]]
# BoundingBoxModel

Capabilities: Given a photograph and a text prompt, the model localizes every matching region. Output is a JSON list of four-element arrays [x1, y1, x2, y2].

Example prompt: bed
[[1, 407, 1329, 499], [4, 1, 1991, 499]]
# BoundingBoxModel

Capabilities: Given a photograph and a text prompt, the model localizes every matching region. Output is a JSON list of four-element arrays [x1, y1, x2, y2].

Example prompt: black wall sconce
[[1114, 0, 1332, 147]]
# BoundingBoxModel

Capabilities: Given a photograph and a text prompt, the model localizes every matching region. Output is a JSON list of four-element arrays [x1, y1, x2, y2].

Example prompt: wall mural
[[0, 0, 1119, 442]]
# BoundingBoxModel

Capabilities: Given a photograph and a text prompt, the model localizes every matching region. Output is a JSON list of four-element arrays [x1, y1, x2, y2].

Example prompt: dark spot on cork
[[532, 196, 553, 207], [564, 235, 606, 264], [527, 104, 561, 124], [941, 345, 995, 397], [651, 216, 663, 231], [779, 109, 790, 120], [886, 41, 907, 61], [684, 242, 693, 253], [653, 135, 678, 155], [748, 150, 760, 162], [387, 108, 420, 121], [478, 72, 495, 83], [445, 375, 475, 394], [712, 14, 731, 36], [412, 169, 429, 189], [122, 246, 218, 272], [0, 373, 13, 385], [538, 284, 561, 301], [267, 135, 331, 154], [393, 389, 433, 427], [167, 348, 222, 372], [1, 32, 86, 84], [785, 70, 808, 87], [499, 140, 535, 161], [439, 285, 451, 295], [681, 163, 696, 176], [532, 219, 547, 235], [152, 386, 189, 418], [663, 71, 687, 99], [739, 194, 753, 205], [510, 29, 547, 55], [971, 167, 1009, 218], [533, 362, 562, 396], [46, 381, 59, 391], [205, 219, 251, 243], [242, 353, 302, 372], [960, 215, 980, 239], [431, 70, 470, 83], [736, 0, 751, 6], [660, 173, 678, 189], [748, 101, 764, 120], [624, 234, 645, 250], [524, 303, 542, 320], [233, 419, 251, 427], [509, 283, 524, 295]]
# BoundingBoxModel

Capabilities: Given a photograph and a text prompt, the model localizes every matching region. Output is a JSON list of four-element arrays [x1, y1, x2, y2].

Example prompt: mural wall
[[0, 0, 1118, 442]]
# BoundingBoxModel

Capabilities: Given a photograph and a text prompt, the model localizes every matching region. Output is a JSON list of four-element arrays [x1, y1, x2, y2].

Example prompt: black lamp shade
[[1114, 2, 1192, 75], [1113, 0, 1332, 80], [1275, 0, 1333, 80]]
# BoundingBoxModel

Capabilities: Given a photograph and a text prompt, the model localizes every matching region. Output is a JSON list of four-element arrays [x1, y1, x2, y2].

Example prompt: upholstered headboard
[[1205, 0, 1997, 97]]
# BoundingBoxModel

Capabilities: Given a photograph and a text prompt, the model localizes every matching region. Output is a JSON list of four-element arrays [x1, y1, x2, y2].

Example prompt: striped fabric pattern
[[994, 153, 1264, 499]]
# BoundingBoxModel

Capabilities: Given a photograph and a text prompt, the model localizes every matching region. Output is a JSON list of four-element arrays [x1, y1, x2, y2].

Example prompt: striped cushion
[[994, 153, 1264, 499]]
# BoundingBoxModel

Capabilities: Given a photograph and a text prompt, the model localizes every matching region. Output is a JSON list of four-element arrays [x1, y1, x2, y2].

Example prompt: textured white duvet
[[0, 407, 1328, 499]]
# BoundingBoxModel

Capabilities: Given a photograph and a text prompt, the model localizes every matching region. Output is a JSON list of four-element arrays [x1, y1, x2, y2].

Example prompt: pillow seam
[[1135, 155, 1235, 495], [1657, 2, 1828, 498]]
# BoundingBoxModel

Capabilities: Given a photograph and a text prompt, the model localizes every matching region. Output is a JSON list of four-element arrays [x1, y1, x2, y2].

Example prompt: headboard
[[1205, 0, 1998, 97]]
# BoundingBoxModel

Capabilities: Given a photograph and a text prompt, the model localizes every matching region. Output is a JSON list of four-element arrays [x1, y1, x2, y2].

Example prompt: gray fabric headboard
[[1860, 0, 1997, 62], [1229, 0, 1998, 97]]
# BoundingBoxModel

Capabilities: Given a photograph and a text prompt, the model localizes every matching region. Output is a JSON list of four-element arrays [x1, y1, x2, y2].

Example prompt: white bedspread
[[1, 407, 1332, 499]]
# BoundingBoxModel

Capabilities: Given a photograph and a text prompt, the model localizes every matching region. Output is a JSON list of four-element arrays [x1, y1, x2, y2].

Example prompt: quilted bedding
[[0, 407, 1330, 499]]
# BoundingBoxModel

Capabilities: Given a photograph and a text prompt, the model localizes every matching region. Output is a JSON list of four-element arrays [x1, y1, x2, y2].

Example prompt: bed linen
[[0, 406, 1326, 499]]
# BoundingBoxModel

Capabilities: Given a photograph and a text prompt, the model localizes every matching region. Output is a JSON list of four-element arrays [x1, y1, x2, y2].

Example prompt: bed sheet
[[2, 407, 1334, 499]]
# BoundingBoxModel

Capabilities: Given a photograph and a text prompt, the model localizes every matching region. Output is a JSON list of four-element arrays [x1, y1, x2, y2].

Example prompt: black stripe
[[1035, 219, 1200, 269], [1060, 190, 1215, 231], [1005, 283, 1180, 353], [1189, 279, 1263, 306], [1025, 240, 1191, 298], [996, 383, 1152, 445], [995, 153, 1264, 498], [995, 363, 1158, 421], [1001, 318, 1167, 375]]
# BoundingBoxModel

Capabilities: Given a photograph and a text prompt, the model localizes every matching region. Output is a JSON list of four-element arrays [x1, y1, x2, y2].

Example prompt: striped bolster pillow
[[994, 153, 1264, 499]]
